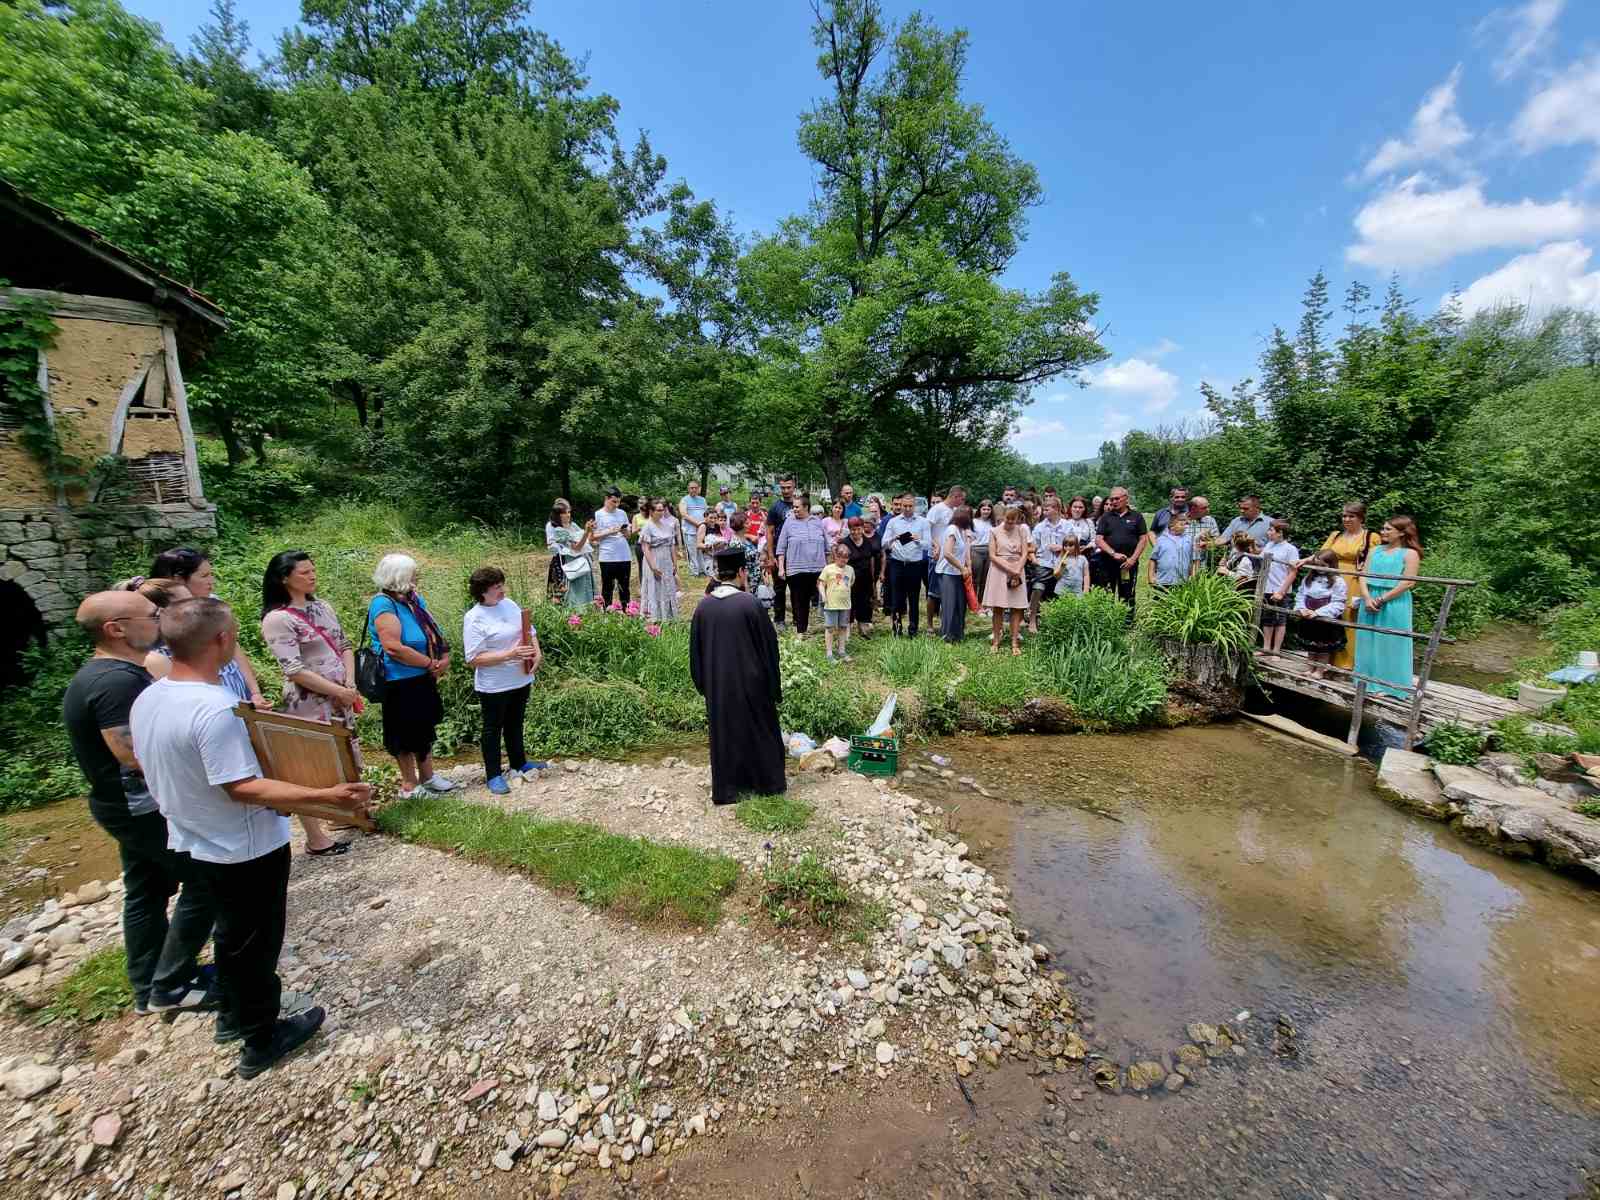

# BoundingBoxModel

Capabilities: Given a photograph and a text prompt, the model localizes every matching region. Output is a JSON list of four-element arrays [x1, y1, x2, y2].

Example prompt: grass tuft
[[40, 948, 131, 1024], [377, 795, 739, 925], [760, 852, 852, 929], [735, 794, 814, 834]]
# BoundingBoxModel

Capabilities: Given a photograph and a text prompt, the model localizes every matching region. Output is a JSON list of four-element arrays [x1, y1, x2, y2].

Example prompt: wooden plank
[[161, 323, 206, 504], [1347, 679, 1368, 750], [232, 703, 374, 831], [1242, 711, 1358, 756], [0, 287, 164, 326], [102, 354, 158, 467]]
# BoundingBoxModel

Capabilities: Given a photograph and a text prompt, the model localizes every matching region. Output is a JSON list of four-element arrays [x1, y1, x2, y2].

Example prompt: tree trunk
[[215, 406, 246, 467], [559, 451, 572, 501], [699, 460, 710, 494], [372, 390, 384, 436], [820, 440, 848, 500], [348, 381, 368, 428], [248, 428, 268, 466]]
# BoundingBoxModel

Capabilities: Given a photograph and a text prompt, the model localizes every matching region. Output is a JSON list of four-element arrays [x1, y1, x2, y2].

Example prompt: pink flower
[[625, 601, 641, 616], [645, 624, 662, 637], [567, 614, 582, 628], [593, 597, 605, 609], [608, 602, 624, 613]]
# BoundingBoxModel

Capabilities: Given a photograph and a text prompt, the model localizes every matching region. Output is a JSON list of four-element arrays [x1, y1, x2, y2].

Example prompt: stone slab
[[1430, 763, 1600, 882], [1376, 749, 1450, 818]]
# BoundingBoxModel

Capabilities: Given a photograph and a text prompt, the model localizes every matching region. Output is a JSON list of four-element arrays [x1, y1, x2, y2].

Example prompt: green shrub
[[1421, 722, 1485, 765], [0, 633, 91, 812], [1034, 639, 1169, 729], [1138, 574, 1255, 666], [1036, 589, 1130, 655], [524, 678, 654, 757], [1576, 800, 1600, 819], [1410, 542, 1506, 639]]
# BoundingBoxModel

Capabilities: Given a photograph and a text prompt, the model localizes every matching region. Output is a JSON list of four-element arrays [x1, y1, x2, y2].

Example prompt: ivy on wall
[[0, 282, 77, 487]]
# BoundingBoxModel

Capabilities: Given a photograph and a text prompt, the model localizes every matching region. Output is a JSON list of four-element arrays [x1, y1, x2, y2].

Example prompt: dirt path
[[0, 759, 1072, 1199]]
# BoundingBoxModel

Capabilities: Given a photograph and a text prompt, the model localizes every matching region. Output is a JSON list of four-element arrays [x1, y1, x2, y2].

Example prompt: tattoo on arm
[[100, 725, 139, 770]]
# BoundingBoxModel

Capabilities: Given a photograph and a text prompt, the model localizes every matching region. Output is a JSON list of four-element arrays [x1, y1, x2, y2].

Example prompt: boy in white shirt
[[1258, 519, 1300, 655]]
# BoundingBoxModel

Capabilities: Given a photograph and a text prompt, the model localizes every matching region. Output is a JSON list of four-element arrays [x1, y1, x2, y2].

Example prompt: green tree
[[741, 0, 1106, 495]]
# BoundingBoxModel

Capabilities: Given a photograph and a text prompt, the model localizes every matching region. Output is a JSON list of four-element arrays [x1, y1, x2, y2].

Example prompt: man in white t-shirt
[[131, 597, 370, 1079], [923, 485, 963, 631], [592, 487, 633, 607]]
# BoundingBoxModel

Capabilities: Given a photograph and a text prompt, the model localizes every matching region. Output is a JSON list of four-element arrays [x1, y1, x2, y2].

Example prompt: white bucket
[[1578, 650, 1599, 669], [1518, 682, 1567, 710]]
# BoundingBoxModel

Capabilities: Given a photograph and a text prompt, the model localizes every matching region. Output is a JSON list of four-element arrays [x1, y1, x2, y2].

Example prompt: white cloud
[[1512, 52, 1600, 154], [1082, 358, 1180, 414], [1480, 0, 1565, 81], [1363, 67, 1472, 179], [1136, 337, 1181, 360], [1451, 240, 1600, 315], [1011, 415, 1067, 451], [1346, 174, 1593, 269]]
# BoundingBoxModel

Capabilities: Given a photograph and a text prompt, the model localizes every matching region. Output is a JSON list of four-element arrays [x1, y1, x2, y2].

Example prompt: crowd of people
[[543, 478, 1425, 691]]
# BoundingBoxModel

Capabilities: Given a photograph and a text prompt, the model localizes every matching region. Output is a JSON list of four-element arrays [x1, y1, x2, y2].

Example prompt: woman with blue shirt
[[369, 554, 459, 799]]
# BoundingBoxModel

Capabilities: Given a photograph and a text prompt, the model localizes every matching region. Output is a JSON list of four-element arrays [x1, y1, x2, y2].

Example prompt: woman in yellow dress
[[1312, 501, 1382, 672]]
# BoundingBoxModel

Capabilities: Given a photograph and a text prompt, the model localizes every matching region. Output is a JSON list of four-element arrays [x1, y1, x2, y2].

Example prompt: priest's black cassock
[[689, 582, 786, 805]]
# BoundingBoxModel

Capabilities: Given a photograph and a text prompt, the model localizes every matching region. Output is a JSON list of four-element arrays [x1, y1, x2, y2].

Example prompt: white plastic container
[[1518, 682, 1567, 710], [1578, 650, 1599, 669]]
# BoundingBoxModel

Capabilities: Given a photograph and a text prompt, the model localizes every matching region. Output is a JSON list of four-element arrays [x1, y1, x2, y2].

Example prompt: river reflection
[[902, 724, 1600, 1104]]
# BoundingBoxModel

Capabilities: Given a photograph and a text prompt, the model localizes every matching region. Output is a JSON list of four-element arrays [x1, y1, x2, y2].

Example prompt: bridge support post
[[1403, 584, 1456, 751], [1346, 679, 1367, 751]]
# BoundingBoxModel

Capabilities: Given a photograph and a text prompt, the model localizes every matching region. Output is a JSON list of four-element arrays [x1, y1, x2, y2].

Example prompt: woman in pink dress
[[982, 504, 1030, 655]]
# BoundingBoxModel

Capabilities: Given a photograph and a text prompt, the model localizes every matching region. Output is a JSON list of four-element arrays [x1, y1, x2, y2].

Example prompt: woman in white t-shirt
[[970, 498, 994, 610], [463, 566, 543, 795]]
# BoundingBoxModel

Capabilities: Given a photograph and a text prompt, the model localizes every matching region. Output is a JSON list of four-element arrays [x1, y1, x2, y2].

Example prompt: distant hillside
[[1032, 457, 1100, 472]]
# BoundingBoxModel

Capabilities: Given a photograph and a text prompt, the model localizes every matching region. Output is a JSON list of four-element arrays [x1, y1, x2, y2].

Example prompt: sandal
[[306, 841, 351, 857], [1011, 646, 1022, 657]]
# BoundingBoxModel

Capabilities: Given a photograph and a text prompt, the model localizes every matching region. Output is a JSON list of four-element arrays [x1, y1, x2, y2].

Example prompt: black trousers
[[787, 572, 820, 634], [850, 573, 876, 624], [91, 805, 213, 1004], [479, 683, 530, 779], [600, 560, 631, 607], [888, 559, 924, 634], [191, 844, 291, 1052], [771, 562, 787, 623], [1093, 561, 1138, 614]]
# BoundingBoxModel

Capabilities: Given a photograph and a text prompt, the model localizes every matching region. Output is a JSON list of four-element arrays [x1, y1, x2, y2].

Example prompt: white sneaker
[[422, 776, 460, 794]]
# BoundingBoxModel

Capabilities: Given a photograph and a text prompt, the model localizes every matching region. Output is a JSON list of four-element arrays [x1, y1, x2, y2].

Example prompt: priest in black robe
[[690, 546, 787, 804]]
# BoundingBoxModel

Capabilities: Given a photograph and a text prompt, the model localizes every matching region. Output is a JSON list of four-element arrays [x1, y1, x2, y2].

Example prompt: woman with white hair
[[368, 553, 459, 798]]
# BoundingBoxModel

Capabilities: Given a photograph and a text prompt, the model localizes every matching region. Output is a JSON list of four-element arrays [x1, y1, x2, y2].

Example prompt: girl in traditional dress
[[640, 498, 681, 620], [1292, 550, 1348, 679], [1355, 517, 1422, 698]]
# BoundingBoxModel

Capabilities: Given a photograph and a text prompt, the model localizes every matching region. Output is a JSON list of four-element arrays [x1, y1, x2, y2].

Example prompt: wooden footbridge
[[1244, 561, 1537, 752]]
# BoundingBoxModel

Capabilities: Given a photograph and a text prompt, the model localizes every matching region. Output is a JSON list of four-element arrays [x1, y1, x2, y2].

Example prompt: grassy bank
[[376, 794, 740, 925]]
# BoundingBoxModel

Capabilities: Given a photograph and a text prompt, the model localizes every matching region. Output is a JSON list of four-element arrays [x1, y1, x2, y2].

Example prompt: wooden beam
[[103, 354, 159, 466], [1241, 711, 1358, 756], [161, 323, 206, 504], [0, 288, 163, 326]]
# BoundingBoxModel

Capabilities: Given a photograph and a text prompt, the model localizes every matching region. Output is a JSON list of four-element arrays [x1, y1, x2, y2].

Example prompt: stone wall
[[0, 503, 216, 633]]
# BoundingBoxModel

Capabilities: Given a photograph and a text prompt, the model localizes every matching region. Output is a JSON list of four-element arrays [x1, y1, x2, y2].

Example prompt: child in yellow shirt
[[819, 543, 856, 662]]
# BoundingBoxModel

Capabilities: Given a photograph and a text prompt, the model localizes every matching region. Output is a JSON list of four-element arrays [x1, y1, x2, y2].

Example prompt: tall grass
[[1137, 575, 1256, 668]]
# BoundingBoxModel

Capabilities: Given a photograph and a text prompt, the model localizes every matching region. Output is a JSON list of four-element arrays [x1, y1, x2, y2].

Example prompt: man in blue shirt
[[839, 483, 863, 519], [1218, 495, 1274, 548], [879, 493, 932, 637], [1150, 487, 1191, 536], [679, 482, 709, 577]]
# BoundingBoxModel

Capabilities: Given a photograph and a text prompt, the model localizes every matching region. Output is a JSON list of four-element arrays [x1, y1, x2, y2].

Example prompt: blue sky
[[131, 0, 1600, 463]]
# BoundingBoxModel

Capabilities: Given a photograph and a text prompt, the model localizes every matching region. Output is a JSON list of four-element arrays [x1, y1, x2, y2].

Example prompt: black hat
[[712, 545, 747, 568], [604, 486, 622, 498]]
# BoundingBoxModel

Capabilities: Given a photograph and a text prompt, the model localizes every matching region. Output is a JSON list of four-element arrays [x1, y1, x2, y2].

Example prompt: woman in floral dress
[[640, 498, 681, 620]]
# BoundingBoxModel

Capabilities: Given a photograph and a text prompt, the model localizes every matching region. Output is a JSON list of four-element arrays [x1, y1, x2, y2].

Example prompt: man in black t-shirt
[[764, 474, 796, 628], [1093, 486, 1150, 613], [62, 591, 215, 1015]]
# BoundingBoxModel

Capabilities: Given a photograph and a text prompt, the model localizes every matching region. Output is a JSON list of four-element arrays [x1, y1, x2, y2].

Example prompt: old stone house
[[0, 180, 225, 684]]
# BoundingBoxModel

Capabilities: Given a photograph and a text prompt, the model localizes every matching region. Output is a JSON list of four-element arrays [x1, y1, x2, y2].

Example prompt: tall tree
[[741, 0, 1106, 494]]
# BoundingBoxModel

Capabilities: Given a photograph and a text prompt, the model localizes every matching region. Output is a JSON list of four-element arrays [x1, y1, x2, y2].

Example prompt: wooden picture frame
[[232, 704, 374, 831]]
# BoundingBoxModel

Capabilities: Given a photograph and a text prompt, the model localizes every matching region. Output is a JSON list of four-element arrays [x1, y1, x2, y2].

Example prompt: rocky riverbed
[[0, 758, 1077, 1199]]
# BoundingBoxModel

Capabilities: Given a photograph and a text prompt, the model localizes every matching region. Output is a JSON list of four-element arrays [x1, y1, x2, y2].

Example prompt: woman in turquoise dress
[[1355, 516, 1422, 698]]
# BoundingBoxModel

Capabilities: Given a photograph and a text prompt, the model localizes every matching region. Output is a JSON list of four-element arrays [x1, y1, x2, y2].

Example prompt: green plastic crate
[[847, 733, 899, 777]]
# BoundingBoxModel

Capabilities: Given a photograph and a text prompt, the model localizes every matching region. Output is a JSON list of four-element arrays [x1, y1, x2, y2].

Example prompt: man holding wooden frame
[[131, 597, 372, 1079]]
